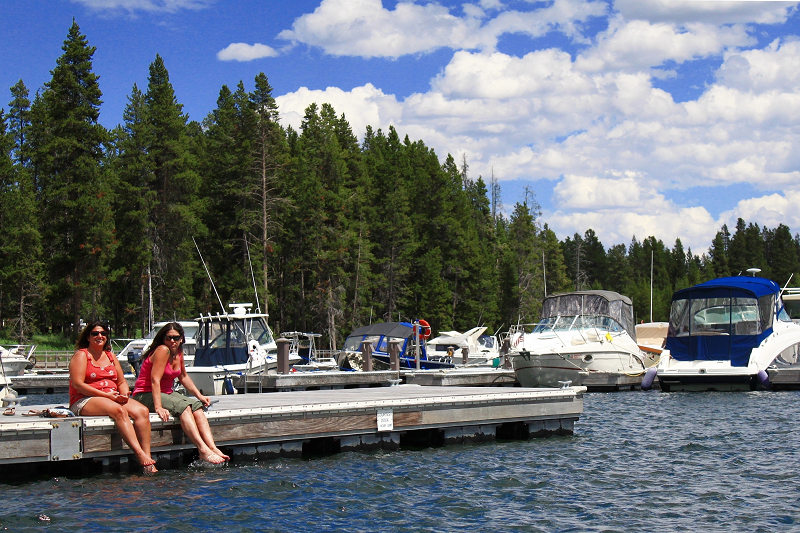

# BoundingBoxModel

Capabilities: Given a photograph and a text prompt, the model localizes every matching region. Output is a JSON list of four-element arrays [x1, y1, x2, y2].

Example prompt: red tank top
[[68, 349, 119, 406], [133, 350, 182, 394]]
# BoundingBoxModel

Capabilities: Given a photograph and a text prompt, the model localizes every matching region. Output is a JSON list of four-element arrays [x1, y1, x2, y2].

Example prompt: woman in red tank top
[[69, 322, 157, 473], [132, 322, 229, 464]]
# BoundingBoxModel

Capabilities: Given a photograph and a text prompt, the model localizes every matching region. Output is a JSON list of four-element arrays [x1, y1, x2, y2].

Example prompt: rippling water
[[3, 391, 800, 532]]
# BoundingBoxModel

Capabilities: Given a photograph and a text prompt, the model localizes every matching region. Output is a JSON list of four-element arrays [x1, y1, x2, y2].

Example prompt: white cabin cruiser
[[655, 277, 800, 391], [0, 345, 36, 376], [508, 291, 659, 388], [187, 303, 296, 395], [426, 327, 501, 367]]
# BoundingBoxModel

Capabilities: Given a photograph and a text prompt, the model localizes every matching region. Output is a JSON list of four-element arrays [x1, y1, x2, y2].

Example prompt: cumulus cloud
[[613, 0, 797, 25], [71, 0, 212, 12], [575, 16, 754, 73], [721, 190, 800, 234], [272, 1, 800, 249], [217, 43, 279, 62], [277, 0, 605, 58]]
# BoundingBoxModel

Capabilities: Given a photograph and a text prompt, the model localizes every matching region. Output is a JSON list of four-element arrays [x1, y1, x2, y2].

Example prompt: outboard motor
[[127, 348, 143, 376]]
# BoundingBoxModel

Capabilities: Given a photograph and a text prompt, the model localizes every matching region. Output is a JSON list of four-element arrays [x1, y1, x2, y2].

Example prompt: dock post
[[361, 341, 373, 372], [277, 338, 291, 374], [388, 340, 401, 371], [501, 338, 511, 369], [461, 347, 469, 366]]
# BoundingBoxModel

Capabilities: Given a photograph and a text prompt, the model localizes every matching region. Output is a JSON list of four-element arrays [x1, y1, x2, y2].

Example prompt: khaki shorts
[[133, 391, 203, 418]]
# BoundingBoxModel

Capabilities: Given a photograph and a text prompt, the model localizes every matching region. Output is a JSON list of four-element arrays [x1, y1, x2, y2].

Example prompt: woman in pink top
[[132, 322, 228, 464], [69, 322, 156, 473]]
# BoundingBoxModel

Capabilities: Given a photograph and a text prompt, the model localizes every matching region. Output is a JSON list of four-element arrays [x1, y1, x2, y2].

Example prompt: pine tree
[[33, 21, 111, 336], [144, 54, 203, 319]]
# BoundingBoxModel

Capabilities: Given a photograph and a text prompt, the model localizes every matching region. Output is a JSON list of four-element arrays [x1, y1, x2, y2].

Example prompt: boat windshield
[[477, 335, 496, 350], [532, 315, 625, 333], [669, 296, 764, 337], [377, 336, 407, 352], [344, 335, 381, 351], [250, 318, 274, 345]]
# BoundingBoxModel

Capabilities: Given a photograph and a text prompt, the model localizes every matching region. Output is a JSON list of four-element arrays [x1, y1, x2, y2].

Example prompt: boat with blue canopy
[[654, 276, 800, 391], [338, 321, 455, 370]]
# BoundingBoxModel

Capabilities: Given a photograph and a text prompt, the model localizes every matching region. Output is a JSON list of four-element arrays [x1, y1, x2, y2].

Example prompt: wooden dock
[[0, 385, 585, 478], [403, 369, 518, 387]]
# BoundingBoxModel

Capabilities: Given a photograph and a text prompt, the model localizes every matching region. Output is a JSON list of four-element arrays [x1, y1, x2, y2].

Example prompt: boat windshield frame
[[532, 315, 626, 334]]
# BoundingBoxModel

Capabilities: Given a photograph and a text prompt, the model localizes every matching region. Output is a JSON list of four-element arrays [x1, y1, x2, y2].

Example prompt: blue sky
[[2, 0, 799, 252]]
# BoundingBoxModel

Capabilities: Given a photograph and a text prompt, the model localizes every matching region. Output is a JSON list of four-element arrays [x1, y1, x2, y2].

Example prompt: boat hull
[[511, 350, 653, 388]]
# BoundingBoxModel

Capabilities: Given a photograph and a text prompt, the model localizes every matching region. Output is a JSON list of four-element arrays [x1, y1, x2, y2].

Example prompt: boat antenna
[[193, 237, 226, 314], [245, 236, 262, 313], [494, 323, 505, 336], [779, 273, 794, 299]]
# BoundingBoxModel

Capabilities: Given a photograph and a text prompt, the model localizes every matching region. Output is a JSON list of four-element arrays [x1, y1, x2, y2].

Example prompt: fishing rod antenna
[[245, 236, 262, 314], [193, 237, 226, 315]]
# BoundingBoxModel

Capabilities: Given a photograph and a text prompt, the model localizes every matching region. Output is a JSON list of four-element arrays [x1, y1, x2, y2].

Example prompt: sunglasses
[[166, 335, 182, 342], [90, 331, 108, 338]]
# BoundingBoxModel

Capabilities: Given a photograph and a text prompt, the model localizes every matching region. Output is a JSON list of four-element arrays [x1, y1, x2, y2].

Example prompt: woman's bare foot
[[213, 448, 230, 461], [199, 451, 225, 464], [140, 458, 158, 474]]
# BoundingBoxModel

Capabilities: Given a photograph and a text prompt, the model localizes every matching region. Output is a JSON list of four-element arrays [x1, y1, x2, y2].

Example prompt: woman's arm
[[177, 354, 210, 407], [149, 346, 171, 420], [111, 354, 129, 403], [69, 351, 117, 400]]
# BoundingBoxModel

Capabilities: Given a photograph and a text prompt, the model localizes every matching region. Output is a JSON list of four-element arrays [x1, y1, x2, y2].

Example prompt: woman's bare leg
[[179, 407, 224, 464], [81, 398, 157, 471], [124, 399, 153, 457], [192, 409, 229, 460]]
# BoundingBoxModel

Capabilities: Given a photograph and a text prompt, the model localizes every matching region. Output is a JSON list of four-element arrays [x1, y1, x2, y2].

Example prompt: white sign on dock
[[377, 408, 393, 431]]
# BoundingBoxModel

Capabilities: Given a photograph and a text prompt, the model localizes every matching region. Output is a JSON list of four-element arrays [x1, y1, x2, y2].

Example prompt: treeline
[[1, 22, 799, 347]]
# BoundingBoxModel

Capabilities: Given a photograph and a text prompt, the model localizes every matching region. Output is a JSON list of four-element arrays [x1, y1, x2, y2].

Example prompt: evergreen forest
[[2, 22, 800, 347]]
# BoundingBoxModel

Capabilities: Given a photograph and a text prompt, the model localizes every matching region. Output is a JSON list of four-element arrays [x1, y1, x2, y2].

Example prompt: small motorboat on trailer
[[654, 276, 800, 391], [507, 290, 659, 388]]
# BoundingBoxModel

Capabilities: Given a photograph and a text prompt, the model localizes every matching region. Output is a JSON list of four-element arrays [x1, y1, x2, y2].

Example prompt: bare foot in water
[[140, 458, 158, 474], [199, 451, 226, 464], [213, 448, 230, 461]]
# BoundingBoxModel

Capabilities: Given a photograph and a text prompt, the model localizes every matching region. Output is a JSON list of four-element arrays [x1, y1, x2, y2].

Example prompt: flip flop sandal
[[3, 407, 14, 416], [21, 409, 42, 416]]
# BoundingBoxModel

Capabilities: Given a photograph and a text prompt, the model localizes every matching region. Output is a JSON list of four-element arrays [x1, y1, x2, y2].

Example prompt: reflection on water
[[3, 391, 800, 532]]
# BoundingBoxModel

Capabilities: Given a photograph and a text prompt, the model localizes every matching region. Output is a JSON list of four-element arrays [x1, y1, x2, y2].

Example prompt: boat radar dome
[[229, 303, 253, 317], [746, 268, 762, 277]]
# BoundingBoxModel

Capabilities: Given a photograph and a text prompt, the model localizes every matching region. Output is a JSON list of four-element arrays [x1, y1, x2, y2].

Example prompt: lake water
[[2, 390, 799, 532]]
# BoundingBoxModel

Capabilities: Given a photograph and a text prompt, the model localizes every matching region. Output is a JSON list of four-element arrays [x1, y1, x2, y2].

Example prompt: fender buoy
[[415, 319, 432, 339]]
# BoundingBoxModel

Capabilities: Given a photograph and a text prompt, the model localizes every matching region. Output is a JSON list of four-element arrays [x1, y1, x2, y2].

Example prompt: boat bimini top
[[665, 277, 788, 367], [540, 290, 636, 339]]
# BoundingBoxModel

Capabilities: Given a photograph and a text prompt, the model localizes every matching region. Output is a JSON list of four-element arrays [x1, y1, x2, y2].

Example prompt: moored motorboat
[[508, 291, 659, 388], [425, 326, 501, 367], [0, 345, 36, 376], [121, 321, 199, 374], [656, 277, 800, 391], [187, 303, 298, 395], [338, 321, 454, 370]]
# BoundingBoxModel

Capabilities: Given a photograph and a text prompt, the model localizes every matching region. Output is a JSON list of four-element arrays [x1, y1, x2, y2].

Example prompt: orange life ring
[[416, 319, 432, 339]]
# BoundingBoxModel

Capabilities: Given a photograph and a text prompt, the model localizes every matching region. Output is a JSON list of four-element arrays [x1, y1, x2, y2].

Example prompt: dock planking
[[0, 385, 585, 478]]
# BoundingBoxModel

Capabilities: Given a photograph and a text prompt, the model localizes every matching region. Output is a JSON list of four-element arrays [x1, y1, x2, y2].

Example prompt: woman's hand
[[112, 392, 129, 405], [155, 407, 170, 421], [197, 394, 211, 407]]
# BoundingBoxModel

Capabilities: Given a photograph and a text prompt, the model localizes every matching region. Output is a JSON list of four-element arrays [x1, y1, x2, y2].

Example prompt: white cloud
[[613, 0, 798, 25], [276, 83, 403, 141], [575, 17, 754, 73], [716, 38, 800, 93], [277, 0, 605, 58], [217, 43, 278, 62], [722, 190, 800, 232], [272, 2, 800, 249], [71, 0, 212, 12]]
